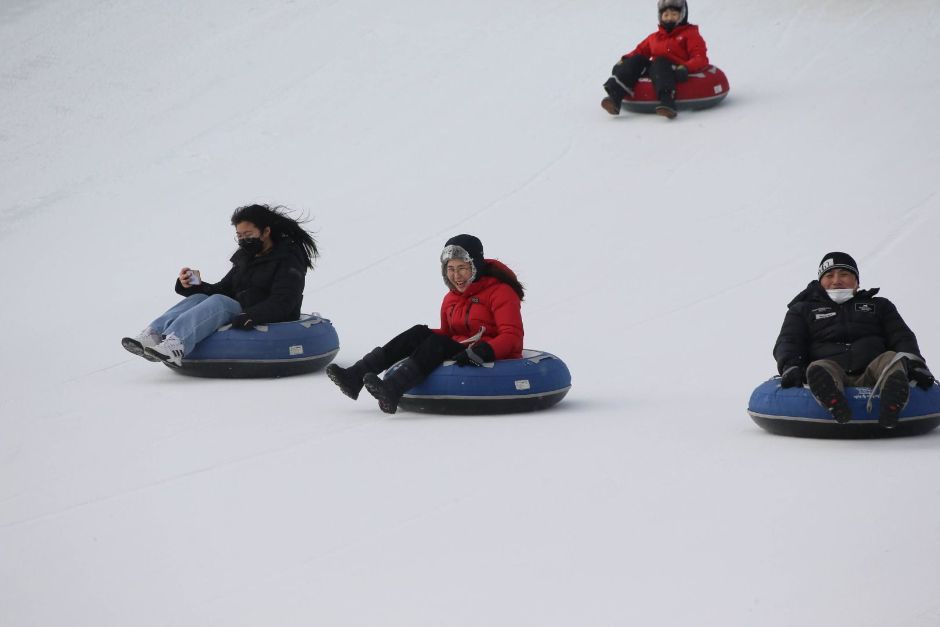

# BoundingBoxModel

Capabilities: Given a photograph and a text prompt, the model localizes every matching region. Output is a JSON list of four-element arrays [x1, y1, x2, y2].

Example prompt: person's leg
[[857, 351, 909, 428], [854, 351, 902, 386], [122, 295, 210, 360], [602, 56, 650, 115], [147, 294, 209, 336], [363, 333, 465, 414], [326, 325, 440, 400], [146, 294, 242, 365], [806, 358, 853, 422], [648, 57, 679, 118], [404, 332, 466, 376]]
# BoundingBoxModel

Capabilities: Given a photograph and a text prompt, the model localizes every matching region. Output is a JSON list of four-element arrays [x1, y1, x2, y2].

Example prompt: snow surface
[[2, 0, 940, 625]]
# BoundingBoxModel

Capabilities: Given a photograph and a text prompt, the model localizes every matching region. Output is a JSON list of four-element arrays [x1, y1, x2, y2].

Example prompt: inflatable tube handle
[[216, 323, 269, 332], [526, 352, 554, 364], [443, 359, 495, 369], [300, 315, 324, 328]]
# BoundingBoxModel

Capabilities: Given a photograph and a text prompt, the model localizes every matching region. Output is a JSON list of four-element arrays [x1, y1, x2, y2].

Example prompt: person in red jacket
[[326, 234, 525, 414], [601, 0, 709, 119]]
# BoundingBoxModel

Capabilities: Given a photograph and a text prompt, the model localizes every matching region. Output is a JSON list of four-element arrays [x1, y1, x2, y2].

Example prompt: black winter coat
[[175, 239, 307, 323], [773, 281, 923, 375]]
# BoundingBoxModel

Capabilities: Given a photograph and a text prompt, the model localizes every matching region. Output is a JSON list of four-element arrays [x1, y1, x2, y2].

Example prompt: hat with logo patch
[[817, 252, 859, 281]]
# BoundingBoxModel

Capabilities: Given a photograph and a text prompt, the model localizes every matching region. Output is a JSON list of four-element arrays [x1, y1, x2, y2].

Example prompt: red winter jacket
[[625, 23, 709, 73], [433, 259, 524, 360]]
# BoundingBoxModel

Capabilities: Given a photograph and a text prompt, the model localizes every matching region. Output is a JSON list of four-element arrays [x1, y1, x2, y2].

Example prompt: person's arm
[[480, 284, 524, 360], [623, 33, 653, 60], [681, 28, 709, 72], [881, 299, 922, 357], [773, 307, 809, 374], [175, 265, 235, 298]]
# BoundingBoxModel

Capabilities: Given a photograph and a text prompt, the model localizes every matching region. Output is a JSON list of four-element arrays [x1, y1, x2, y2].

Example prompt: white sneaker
[[122, 328, 163, 362], [144, 334, 185, 367]]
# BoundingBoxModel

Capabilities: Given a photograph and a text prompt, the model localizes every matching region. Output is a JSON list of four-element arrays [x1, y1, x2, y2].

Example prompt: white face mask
[[826, 289, 855, 304]]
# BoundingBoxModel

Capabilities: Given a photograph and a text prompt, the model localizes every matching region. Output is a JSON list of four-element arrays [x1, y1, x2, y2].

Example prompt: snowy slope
[[2, 1, 940, 625]]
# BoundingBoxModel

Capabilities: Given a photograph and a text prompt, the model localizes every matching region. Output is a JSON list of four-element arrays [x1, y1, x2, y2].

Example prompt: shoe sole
[[143, 346, 181, 367], [807, 367, 852, 423], [363, 374, 398, 414], [601, 98, 621, 116], [122, 337, 161, 362], [325, 365, 361, 400], [878, 373, 910, 429], [655, 105, 677, 119]]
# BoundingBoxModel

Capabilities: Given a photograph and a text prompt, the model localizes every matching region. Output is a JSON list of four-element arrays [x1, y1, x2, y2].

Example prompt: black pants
[[381, 325, 465, 376], [606, 56, 681, 99]]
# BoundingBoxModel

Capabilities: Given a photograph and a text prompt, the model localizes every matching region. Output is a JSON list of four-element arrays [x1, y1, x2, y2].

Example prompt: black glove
[[453, 342, 495, 367], [230, 313, 255, 330], [674, 64, 689, 82], [779, 365, 805, 388], [905, 358, 935, 390]]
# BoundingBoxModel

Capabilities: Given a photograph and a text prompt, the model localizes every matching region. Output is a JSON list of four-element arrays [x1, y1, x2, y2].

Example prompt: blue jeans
[[149, 294, 242, 356]]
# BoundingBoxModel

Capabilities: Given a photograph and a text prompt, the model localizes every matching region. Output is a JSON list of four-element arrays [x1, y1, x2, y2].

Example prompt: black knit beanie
[[818, 252, 859, 281]]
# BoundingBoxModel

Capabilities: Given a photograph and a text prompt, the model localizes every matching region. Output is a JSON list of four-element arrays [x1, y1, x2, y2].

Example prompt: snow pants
[[808, 351, 908, 390], [605, 56, 685, 99], [380, 324, 466, 376]]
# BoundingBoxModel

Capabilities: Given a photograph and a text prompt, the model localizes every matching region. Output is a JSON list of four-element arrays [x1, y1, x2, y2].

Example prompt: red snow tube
[[621, 65, 730, 113]]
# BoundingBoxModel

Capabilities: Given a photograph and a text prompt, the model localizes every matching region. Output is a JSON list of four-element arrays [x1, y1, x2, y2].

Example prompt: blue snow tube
[[388, 349, 572, 415], [164, 313, 340, 379], [747, 377, 940, 438]]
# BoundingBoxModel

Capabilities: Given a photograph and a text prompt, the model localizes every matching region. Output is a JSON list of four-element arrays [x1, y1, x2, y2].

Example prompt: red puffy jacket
[[625, 23, 709, 73], [433, 259, 524, 360]]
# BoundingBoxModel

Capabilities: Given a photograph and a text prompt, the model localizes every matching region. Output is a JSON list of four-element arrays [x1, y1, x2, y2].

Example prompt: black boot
[[878, 371, 910, 429], [362, 358, 423, 414], [326, 347, 386, 400], [655, 89, 678, 119], [807, 366, 852, 423], [602, 79, 625, 116]]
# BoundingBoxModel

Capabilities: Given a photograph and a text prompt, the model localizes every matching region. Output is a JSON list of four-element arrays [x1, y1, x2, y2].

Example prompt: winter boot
[[655, 89, 678, 119], [122, 328, 163, 362], [807, 365, 852, 423], [601, 96, 622, 116], [325, 347, 387, 400], [362, 358, 423, 414], [878, 370, 910, 429], [144, 334, 185, 367], [601, 79, 624, 116]]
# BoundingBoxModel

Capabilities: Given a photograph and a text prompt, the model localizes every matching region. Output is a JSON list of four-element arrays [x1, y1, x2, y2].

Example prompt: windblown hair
[[480, 263, 525, 301], [230, 204, 319, 268]]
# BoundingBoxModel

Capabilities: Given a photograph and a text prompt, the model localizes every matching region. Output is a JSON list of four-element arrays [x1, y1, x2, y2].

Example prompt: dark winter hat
[[441, 234, 485, 287], [817, 252, 859, 281], [658, 0, 688, 26]]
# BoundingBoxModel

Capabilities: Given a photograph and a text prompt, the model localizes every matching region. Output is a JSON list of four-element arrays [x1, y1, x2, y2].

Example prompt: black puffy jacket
[[175, 239, 307, 323], [773, 281, 923, 375]]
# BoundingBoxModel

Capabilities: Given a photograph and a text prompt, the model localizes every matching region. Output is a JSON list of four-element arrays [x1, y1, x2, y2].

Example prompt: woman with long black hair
[[121, 204, 317, 366]]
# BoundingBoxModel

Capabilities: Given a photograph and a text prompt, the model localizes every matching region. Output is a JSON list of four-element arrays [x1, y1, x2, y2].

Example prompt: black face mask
[[661, 19, 677, 32], [238, 237, 264, 255]]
